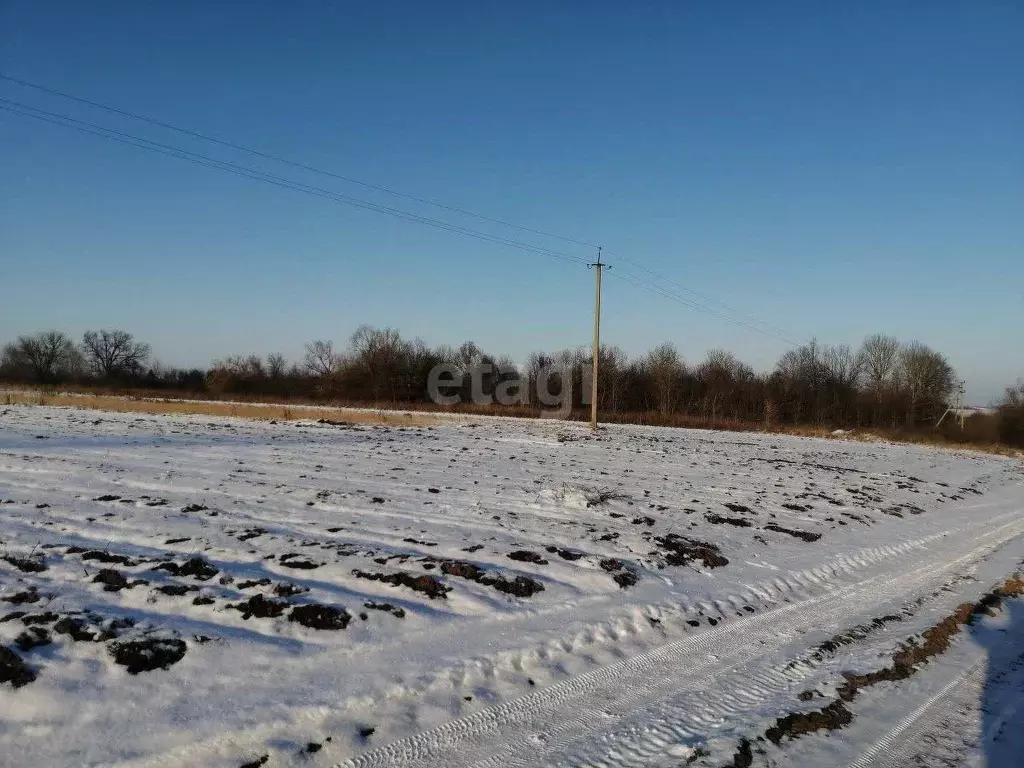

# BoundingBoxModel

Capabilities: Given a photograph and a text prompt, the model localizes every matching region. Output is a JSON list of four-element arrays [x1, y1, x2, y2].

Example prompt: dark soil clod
[[1, 554, 47, 573], [352, 569, 450, 600], [3, 587, 41, 605], [93, 569, 132, 592], [110, 637, 187, 674], [21, 611, 59, 625], [53, 616, 98, 642], [288, 603, 351, 630], [15, 626, 51, 651], [278, 553, 321, 570], [273, 582, 309, 598], [706, 513, 753, 527], [237, 578, 272, 590], [654, 534, 728, 569], [765, 700, 854, 743], [154, 557, 219, 581], [82, 550, 139, 565], [764, 524, 822, 543], [231, 594, 289, 620], [723, 502, 754, 514], [156, 584, 198, 596], [440, 560, 545, 597], [0, 645, 36, 688], [363, 601, 406, 618], [492, 575, 546, 597], [507, 550, 548, 565]]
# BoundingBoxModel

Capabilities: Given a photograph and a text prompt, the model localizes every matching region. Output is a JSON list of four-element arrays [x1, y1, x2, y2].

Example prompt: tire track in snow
[[845, 621, 1024, 768], [844, 658, 986, 768], [337, 514, 1024, 768]]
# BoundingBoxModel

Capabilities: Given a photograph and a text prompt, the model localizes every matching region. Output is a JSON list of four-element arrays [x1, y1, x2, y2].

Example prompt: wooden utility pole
[[935, 380, 967, 429], [588, 247, 608, 429]]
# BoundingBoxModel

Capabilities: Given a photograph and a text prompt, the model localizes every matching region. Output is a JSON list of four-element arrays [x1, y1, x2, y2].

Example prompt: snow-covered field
[[1, 404, 1022, 768]]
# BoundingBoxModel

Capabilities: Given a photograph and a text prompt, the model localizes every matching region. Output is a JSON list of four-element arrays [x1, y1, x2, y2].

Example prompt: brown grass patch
[[3, 385, 1021, 457], [1, 391, 440, 428]]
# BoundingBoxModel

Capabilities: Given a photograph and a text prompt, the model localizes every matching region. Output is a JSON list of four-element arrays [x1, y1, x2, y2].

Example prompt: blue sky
[[1, 1, 1021, 403]]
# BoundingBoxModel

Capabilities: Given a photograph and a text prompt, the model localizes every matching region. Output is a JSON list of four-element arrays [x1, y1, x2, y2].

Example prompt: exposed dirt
[[352, 569, 451, 599], [765, 699, 854, 743], [727, 738, 753, 768], [723, 503, 754, 514], [238, 578, 271, 590], [781, 502, 812, 512], [706, 513, 753, 527], [156, 584, 199, 596], [653, 534, 728, 569], [110, 637, 187, 674], [21, 611, 59, 625], [584, 489, 631, 507], [363, 601, 405, 618], [78, 549, 141, 566], [278, 553, 321, 569], [0, 644, 35, 688], [93, 568, 146, 592], [439, 559, 545, 597], [507, 550, 548, 565], [726, 570, 1024, 764], [810, 614, 903, 661], [546, 546, 584, 561], [53, 616, 98, 641], [3, 587, 41, 605], [599, 558, 640, 589], [288, 603, 351, 630], [154, 556, 219, 581], [15, 626, 51, 651], [763, 523, 822, 543], [273, 582, 309, 598], [1, 554, 47, 572], [231, 594, 289, 619]]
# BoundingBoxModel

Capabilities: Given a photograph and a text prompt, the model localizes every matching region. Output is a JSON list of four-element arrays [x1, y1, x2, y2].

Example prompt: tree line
[[2, 326, 1022, 447]]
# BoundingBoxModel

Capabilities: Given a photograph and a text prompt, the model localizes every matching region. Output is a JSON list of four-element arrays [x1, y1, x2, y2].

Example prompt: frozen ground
[[0, 404, 1022, 767]]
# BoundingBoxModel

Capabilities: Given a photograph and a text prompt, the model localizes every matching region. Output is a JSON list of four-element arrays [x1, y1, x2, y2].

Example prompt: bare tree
[[858, 334, 900, 396], [2, 331, 81, 383], [997, 381, 1024, 447], [266, 353, 287, 379], [303, 340, 339, 377], [645, 342, 683, 415], [823, 344, 860, 388], [81, 329, 150, 379], [898, 341, 955, 425], [349, 325, 411, 400], [699, 349, 749, 420], [597, 344, 627, 411]]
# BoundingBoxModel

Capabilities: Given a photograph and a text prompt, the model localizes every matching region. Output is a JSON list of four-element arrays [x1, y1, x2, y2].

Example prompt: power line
[[0, 72, 601, 251], [0, 99, 590, 266], [607, 250, 797, 340], [0, 74, 800, 342], [609, 266, 800, 346]]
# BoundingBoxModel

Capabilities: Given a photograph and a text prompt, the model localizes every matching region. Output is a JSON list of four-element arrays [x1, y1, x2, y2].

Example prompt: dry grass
[[3, 386, 1020, 458], [1, 391, 440, 428]]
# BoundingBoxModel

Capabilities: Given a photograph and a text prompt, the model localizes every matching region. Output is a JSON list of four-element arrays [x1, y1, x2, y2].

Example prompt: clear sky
[[1, 1, 1021, 404]]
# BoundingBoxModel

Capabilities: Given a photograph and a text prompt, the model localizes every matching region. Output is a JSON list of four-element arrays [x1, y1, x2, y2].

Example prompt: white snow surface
[[0, 405, 1022, 767]]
